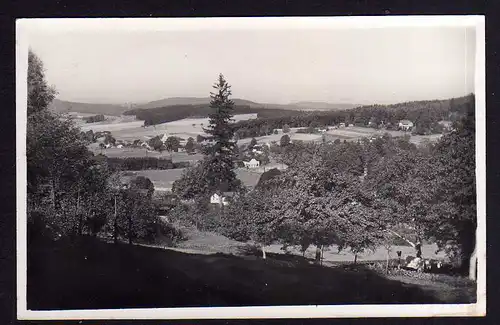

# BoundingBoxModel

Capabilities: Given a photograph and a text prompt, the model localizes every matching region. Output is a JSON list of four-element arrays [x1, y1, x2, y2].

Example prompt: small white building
[[339, 123, 346, 128], [398, 120, 414, 131], [210, 192, 233, 206], [140, 142, 152, 150], [438, 120, 453, 131], [116, 144, 123, 149], [243, 158, 260, 169]]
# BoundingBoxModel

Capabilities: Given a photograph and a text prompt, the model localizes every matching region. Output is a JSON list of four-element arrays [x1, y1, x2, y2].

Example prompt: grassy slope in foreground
[[27, 237, 474, 310]]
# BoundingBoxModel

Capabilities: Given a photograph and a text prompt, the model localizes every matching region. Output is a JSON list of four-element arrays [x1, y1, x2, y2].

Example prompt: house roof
[[438, 120, 452, 126], [399, 119, 413, 124], [212, 191, 235, 197]]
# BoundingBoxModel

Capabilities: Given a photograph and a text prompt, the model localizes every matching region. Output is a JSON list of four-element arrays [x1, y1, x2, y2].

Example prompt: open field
[[236, 126, 442, 146], [168, 227, 446, 262], [123, 169, 187, 191], [78, 113, 258, 141], [90, 146, 204, 162], [122, 167, 263, 191], [28, 237, 474, 310], [67, 113, 138, 128]]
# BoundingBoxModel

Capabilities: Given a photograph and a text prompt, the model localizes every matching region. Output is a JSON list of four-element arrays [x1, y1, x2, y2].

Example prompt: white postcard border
[[16, 15, 486, 320]]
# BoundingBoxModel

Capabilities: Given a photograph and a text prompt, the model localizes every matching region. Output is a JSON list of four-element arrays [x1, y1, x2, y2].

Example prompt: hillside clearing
[[79, 113, 258, 141], [120, 167, 263, 192]]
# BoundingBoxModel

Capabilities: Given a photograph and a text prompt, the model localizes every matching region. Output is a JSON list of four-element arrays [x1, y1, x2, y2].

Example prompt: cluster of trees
[[295, 126, 326, 134], [217, 108, 477, 278], [27, 50, 163, 245], [83, 114, 106, 123], [231, 95, 474, 139], [105, 157, 191, 171], [147, 135, 197, 154], [233, 123, 279, 140], [79, 129, 116, 145], [165, 75, 476, 279]]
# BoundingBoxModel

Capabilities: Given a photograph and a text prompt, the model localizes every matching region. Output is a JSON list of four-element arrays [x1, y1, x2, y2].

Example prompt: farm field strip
[[121, 167, 263, 192], [78, 113, 258, 141]]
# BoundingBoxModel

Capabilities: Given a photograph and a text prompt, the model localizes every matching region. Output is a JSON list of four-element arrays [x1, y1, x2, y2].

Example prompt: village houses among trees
[[26, 48, 479, 311]]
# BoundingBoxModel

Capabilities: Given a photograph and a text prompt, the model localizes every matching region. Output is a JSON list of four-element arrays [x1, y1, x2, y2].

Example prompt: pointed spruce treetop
[[203, 73, 236, 155]]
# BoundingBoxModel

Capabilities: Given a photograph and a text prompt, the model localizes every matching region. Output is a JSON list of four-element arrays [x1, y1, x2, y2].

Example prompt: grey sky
[[27, 24, 476, 105]]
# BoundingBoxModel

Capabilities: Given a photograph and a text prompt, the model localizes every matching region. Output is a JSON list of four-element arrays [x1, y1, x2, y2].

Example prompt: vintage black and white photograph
[[16, 17, 485, 319]]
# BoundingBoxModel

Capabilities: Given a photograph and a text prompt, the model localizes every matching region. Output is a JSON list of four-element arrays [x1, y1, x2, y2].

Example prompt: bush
[[154, 221, 187, 246], [84, 114, 106, 123]]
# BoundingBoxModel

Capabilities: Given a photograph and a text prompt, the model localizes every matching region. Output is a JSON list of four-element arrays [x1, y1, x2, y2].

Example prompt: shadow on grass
[[28, 237, 454, 310]]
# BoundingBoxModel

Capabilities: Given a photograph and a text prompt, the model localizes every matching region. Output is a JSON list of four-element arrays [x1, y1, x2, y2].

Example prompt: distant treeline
[[233, 95, 475, 139], [105, 157, 191, 171], [123, 104, 302, 126]]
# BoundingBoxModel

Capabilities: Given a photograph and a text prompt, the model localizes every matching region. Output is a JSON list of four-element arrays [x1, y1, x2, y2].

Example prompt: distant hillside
[[232, 94, 475, 139], [124, 104, 302, 126], [288, 101, 360, 110], [138, 97, 358, 111], [50, 99, 130, 116], [49, 96, 359, 117], [137, 97, 263, 110]]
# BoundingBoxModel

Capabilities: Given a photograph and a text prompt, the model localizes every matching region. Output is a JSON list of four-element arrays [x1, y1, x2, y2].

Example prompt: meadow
[[168, 226, 446, 262], [90, 146, 204, 163], [81, 113, 258, 142], [122, 167, 262, 192], [237, 126, 441, 146]]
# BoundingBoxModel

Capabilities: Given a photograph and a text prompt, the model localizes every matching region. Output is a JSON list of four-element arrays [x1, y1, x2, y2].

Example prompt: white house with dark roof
[[438, 120, 453, 131], [210, 192, 234, 206], [398, 120, 414, 131], [243, 158, 260, 169]]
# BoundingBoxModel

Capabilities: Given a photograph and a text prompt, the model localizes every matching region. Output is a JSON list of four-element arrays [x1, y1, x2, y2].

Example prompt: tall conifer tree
[[202, 74, 240, 192]]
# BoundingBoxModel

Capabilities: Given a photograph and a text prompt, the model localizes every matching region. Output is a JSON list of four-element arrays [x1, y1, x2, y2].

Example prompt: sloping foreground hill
[[27, 237, 473, 310]]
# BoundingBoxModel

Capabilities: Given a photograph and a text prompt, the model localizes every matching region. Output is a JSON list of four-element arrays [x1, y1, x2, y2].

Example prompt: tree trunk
[[50, 178, 56, 210], [76, 191, 82, 236], [261, 245, 266, 259], [128, 215, 132, 245], [113, 196, 118, 244], [315, 246, 321, 264], [386, 248, 390, 274], [469, 243, 477, 281], [388, 229, 422, 257], [79, 213, 83, 236], [320, 245, 324, 266], [354, 253, 358, 264]]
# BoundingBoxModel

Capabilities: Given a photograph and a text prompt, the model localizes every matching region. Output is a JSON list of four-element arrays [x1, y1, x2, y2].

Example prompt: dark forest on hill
[[125, 95, 474, 140], [232, 95, 474, 139], [123, 104, 300, 125]]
